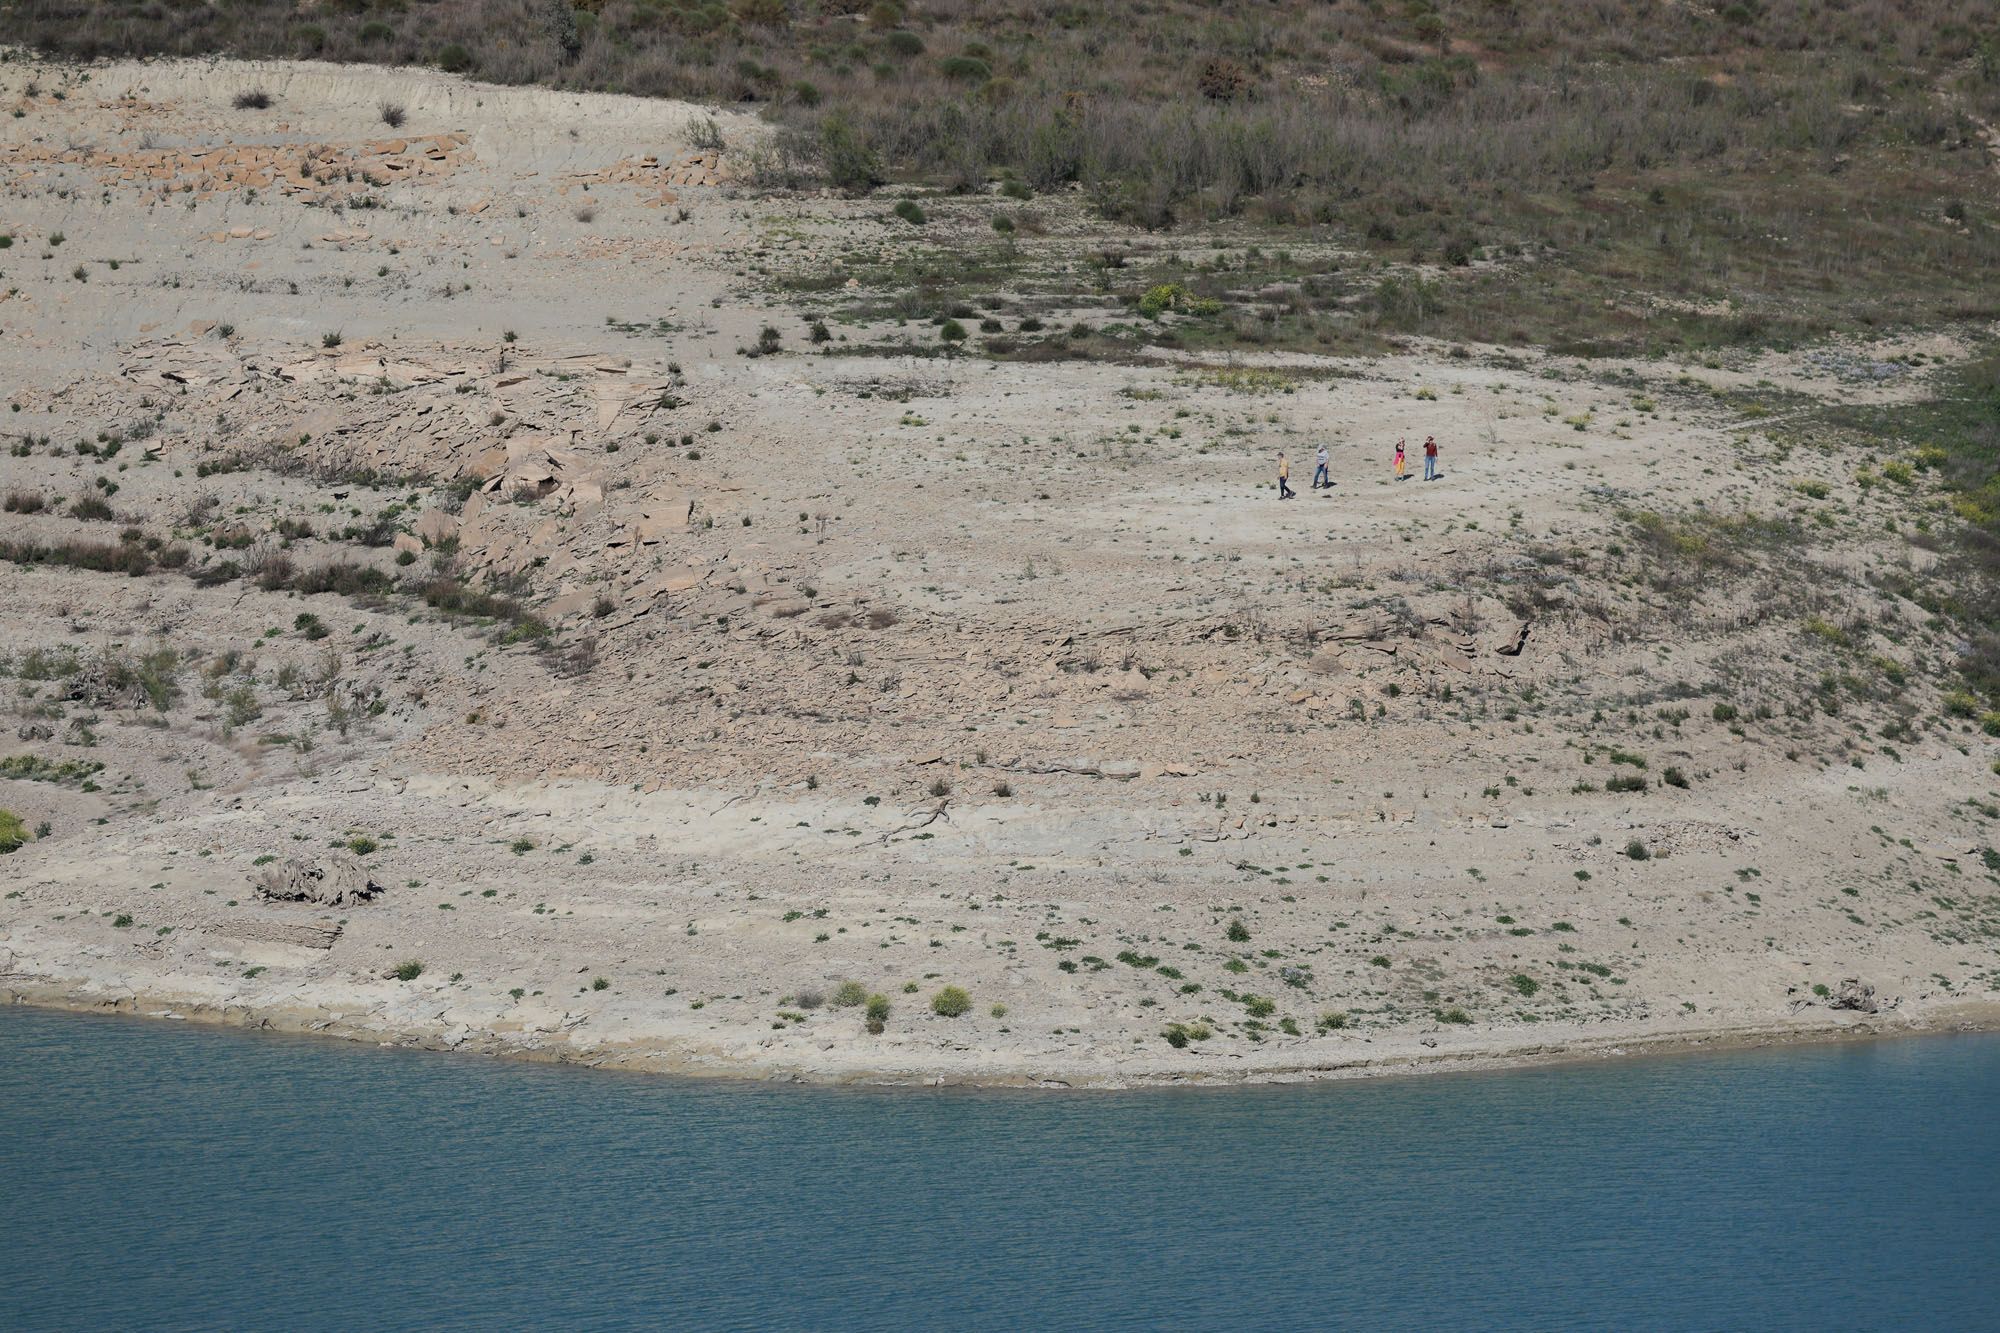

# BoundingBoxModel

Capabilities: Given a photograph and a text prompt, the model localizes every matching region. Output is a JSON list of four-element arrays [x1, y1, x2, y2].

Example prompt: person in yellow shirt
[[1277, 450, 1295, 500]]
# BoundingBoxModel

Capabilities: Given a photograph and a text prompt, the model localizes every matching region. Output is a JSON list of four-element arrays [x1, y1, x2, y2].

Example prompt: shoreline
[[9, 981, 1999, 1091]]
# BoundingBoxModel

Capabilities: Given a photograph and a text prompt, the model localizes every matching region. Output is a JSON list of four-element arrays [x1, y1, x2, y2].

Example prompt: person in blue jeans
[[1422, 435, 1440, 481], [1312, 444, 1330, 490]]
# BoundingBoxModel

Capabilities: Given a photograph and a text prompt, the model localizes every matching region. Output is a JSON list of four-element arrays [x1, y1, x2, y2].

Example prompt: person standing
[[1394, 438, 1407, 480], [1423, 434, 1439, 481], [1312, 444, 1330, 491], [1277, 450, 1295, 500]]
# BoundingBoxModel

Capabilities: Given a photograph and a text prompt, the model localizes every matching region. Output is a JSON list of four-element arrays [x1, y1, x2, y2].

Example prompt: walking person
[[1277, 450, 1295, 500], [1394, 438, 1407, 481], [1312, 443, 1330, 491], [1423, 434, 1439, 481]]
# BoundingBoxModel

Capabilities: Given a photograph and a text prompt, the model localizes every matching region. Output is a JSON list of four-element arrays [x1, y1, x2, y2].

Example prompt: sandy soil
[[3, 55, 1998, 1086]]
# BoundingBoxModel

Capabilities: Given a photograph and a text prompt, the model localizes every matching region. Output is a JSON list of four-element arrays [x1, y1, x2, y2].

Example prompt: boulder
[[413, 509, 460, 547], [252, 853, 385, 907], [1828, 978, 1877, 1013]]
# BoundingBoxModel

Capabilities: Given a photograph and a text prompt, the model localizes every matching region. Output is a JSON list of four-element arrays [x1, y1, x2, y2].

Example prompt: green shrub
[[832, 979, 868, 1007], [931, 985, 971, 1017], [0, 809, 29, 853], [437, 44, 474, 73], [1225, 917, 1251, 942], [939, 319, 967, 343], [393, 959, 425, 981], [1138, 283, 1184, 318], [1437, 1006, 1473, 1024], [940, 55, 991, 81], [865, 992, 891, 1033], [818, 114, 882, 193], [1509, 973, 1539, 997], [1625, 839, 1651, 860], [892, 198, 926, 224]]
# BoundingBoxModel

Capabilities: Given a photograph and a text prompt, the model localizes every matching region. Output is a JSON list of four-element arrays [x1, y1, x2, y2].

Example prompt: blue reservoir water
[[3, 1007, 1997, 1331]]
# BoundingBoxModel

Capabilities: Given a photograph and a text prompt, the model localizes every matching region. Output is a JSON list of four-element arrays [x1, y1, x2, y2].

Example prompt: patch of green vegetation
[[0, 756, 103, 787], [1816, 353, 2000, 704]]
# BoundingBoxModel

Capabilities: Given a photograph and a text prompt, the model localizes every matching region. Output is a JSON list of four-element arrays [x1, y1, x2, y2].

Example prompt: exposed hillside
[[2, 54, 1997, 1083]]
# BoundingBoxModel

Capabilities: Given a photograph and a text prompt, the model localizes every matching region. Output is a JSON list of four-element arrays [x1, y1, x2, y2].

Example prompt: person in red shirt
[[1422, 435, 1440, 481]]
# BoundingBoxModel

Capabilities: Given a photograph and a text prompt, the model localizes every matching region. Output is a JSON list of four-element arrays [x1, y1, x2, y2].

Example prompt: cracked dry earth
[[3, 56, 1998, 1086]]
